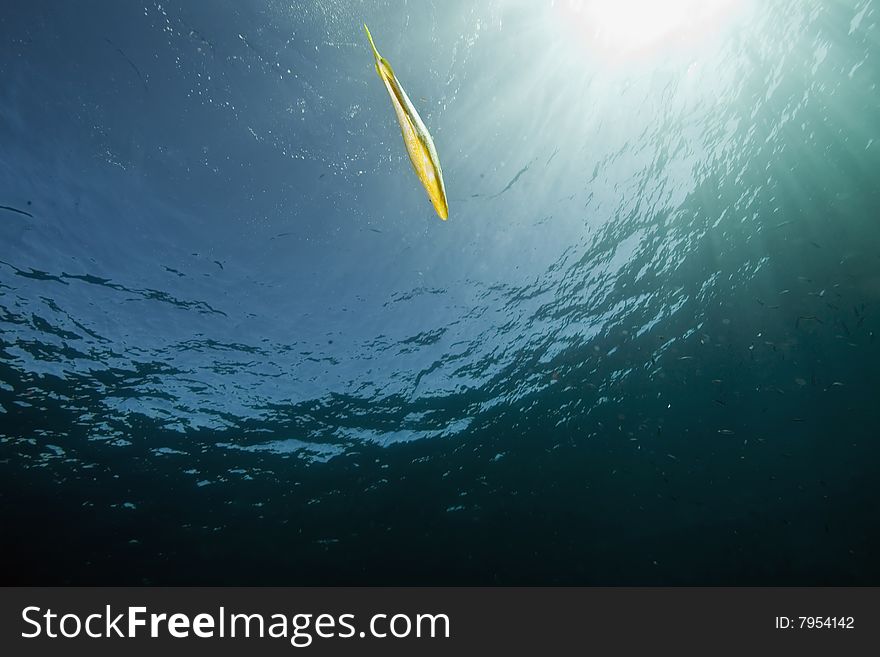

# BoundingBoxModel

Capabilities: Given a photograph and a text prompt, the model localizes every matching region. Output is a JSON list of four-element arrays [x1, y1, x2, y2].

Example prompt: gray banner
[[0, 587, 877, 655]]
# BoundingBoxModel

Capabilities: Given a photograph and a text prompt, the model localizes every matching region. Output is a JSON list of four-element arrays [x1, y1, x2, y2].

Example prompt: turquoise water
[[1, 0, 878, 584]]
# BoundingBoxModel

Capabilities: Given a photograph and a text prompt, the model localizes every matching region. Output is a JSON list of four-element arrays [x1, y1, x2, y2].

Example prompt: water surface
[[1, 0, 878, 584]]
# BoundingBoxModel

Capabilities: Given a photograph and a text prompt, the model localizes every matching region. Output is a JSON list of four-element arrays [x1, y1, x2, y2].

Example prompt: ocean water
[[1, 0, 878, 585]]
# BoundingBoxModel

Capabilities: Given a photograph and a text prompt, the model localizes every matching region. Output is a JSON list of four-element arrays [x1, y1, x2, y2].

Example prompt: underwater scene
[[1, 0, 879, 584]]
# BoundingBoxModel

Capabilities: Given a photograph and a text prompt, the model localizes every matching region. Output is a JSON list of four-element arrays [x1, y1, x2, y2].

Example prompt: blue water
[[1, 0, 879, 584]]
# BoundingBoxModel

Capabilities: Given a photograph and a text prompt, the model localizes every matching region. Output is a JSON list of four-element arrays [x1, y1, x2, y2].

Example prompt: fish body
[[364, 24, 448, 220]]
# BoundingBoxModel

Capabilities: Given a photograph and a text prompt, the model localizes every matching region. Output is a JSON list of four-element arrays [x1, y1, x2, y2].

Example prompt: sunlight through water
[[556, 0, 750, 58]]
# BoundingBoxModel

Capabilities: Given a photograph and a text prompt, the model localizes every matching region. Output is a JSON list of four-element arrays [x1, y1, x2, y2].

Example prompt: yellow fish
[[364, 24, 449, 220]]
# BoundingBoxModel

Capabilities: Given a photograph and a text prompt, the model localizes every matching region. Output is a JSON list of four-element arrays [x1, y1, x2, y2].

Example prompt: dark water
[[1, 0, 879, 585]]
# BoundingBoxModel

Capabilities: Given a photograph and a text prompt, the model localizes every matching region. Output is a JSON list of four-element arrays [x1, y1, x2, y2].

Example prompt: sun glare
[[556, 0, 744, 58]]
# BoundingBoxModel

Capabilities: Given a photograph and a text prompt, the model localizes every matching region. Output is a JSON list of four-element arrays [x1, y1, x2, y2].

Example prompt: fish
[[364, 24, 449, 220]]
